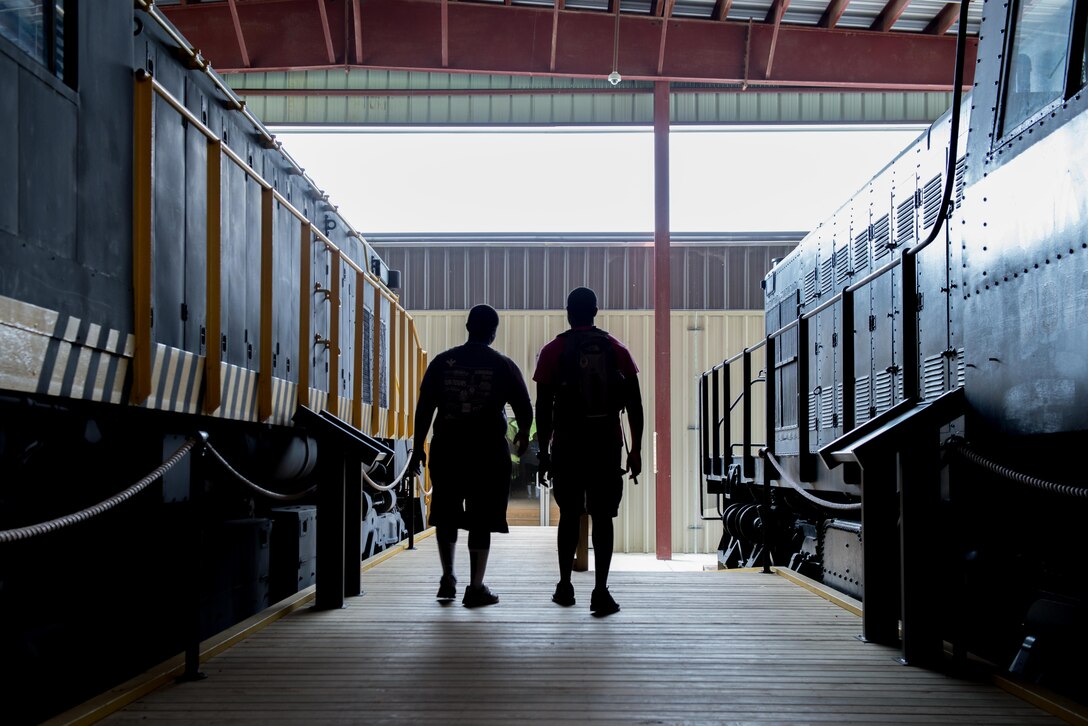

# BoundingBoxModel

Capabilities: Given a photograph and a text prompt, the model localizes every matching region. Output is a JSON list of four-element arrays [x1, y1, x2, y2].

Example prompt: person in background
[[533, 287, 643, 617], [408, 305, 532, 608]]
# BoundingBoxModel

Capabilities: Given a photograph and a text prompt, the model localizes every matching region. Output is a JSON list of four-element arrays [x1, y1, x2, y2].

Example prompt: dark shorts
[[551, 440, 625, 518], [427, 435, 511, 533]]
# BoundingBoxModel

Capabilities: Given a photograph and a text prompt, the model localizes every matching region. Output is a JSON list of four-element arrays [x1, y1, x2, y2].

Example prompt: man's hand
[[537, 450, 551, 481], [513, 430, 530, 457], [407, 449, 427, 476], [626, 449, 642, 480]]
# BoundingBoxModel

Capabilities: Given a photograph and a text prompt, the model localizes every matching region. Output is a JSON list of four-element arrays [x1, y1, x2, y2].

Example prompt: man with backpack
[[533, 287, 644, 616], [408, 304, 532, 608]]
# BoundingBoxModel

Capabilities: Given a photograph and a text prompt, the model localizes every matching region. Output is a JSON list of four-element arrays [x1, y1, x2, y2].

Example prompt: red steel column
[[653, 80, 672, 560]]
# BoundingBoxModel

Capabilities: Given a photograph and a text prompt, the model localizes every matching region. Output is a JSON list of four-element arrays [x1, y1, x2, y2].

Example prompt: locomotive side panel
[[960, 0, 1088, 437]]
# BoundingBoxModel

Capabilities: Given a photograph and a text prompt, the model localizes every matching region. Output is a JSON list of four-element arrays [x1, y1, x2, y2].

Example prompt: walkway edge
[[772, 566, 863, 616], [44, 528, 435, 726]]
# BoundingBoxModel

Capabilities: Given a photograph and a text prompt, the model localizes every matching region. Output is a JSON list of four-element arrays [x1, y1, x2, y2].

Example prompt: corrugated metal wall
[[377, 244, 795, 311], [231, 70, 955, 127], [411, 309, 766, 555]]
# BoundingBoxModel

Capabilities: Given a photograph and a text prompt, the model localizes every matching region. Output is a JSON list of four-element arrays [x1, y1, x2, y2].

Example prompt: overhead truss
[[162, 0, 976, 91]]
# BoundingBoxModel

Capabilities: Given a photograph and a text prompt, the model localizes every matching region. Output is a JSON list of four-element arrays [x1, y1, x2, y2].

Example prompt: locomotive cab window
[[1000, 0, 1080, 138], [0, 0, 75, 86]]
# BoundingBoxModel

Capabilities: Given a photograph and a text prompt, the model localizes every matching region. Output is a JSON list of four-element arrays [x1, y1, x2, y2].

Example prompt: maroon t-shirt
[[533, 326, 638, 449]]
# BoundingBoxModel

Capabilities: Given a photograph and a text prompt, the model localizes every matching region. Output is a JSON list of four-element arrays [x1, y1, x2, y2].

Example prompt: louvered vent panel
[[809, 390, 819, 431], [872, 215, 891, 261], [956, 347, 966, 387], [922, 175, 942, 228], [836, 383, 844, 428], [379, 319, 388, 408], [896, 196, 916, 246], [821, 387, 836, 429], [855, 375, 872, 424], [834, 246, 850, 286], [923, 353, 945, 400], [853, 231, 869, 272], [954, 157, 967, 209], [820, 257, 835, 296], [896, 372, 904, 405], [362, 309, 373, 404], [874, 370, 895, 414], [803, 269, 818, 304]]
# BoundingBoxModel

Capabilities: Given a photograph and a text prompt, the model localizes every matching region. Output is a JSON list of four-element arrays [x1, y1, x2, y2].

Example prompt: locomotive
[[0, 5, 422, 722], [700, 0, 1088, 695]]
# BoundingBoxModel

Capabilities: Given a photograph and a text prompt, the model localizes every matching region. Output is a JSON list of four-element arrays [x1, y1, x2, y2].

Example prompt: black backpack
[[554, 328, 625, 427]]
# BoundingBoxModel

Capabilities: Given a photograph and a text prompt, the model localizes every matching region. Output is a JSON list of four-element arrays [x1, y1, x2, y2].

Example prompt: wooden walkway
[[100, 527, 1056, 724]]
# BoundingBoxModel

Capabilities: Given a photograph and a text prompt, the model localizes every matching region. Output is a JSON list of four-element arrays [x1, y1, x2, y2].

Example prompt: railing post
[[328, 254, 341, 416], [901, 250, 920, 401], [258, 187, 274, 421], [370, 285, 382, 435], [714, 366, 724, 478], [353, 271, 366, 429], [297, 223, 312, 410], [762, 335, 776, 575], [180, 432, 209, 682], [742, 349, 754, 479], [699, 374, 709, 479], [131, 70, 154, 406]]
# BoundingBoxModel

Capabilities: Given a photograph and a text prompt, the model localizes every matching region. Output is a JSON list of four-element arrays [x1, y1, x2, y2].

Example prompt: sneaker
[[462, 584, 499, 608], [552, 581, 576, 607], [436, 575, 457, 601], [590, 587, 620, 617]]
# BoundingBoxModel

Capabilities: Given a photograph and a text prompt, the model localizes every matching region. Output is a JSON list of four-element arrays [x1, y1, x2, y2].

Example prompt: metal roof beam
[[925, 3, 960, 35], [871, 0, 912, 32], [818, 0, 850, 29], [161, 0, 977, 91]]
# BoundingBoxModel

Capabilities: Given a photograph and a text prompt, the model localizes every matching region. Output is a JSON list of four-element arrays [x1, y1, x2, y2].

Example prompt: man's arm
[[534, 382, 556, 476], [624, 374, 644, 478], [408, 366, 438, 474], [508, 360, 533, 457]]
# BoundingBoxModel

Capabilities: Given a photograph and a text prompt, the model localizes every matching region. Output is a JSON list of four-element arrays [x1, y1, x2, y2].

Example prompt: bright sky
[[274, 126, 924, 235]]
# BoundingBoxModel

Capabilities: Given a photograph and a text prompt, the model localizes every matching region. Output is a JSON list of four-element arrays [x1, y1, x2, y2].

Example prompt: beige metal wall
[[411, 309, 766, 555]]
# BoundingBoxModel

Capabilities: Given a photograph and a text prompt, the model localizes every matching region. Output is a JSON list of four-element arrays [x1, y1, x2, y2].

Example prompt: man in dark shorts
[[408, 305, 532, 608], [533, 287, 643, 616]]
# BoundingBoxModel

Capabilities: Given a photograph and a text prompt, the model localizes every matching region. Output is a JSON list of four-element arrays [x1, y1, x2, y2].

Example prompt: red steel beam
[[818, 0, 851, 29], [711, 0, 734, 21], [550, 0, 564, 72], [161, 0, 977, 91], [352, 0, 363, 63], [656, 0, 674, 76], [225, 0, 250, 68], [653, 79, 672, 561], [441, 0, 449, 68], [764, 0, 789, 79], [925, 3, 959, 35], [316, 0, 335, 63], [871, 0, 912, 32]]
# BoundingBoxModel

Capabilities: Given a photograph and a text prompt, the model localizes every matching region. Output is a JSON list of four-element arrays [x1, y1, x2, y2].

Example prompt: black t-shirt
[[419, 341, 532, 445]]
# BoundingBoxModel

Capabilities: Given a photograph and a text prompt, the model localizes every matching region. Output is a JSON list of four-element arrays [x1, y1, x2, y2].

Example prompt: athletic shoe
[[552, 581, 576, 607], [462, 584, 499, 608], [436, 575, 457, 601], [590, 587, 620, 617]]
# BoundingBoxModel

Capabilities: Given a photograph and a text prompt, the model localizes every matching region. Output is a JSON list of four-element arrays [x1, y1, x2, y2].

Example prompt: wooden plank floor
[[102, 527, 1056, 724]]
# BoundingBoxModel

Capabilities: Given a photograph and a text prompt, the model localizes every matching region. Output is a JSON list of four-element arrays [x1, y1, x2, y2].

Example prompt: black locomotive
[[700, 0, 1088, 696], [0, 5, 421, 722]]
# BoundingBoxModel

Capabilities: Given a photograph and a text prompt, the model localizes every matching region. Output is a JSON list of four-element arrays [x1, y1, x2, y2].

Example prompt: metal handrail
[[134, 73, 423, 434]]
